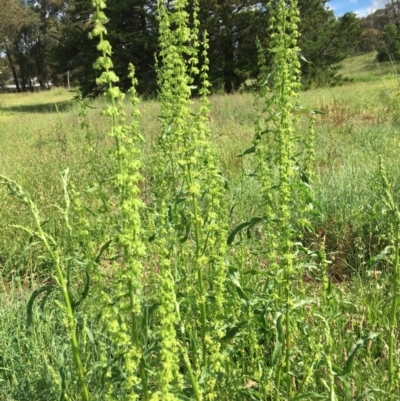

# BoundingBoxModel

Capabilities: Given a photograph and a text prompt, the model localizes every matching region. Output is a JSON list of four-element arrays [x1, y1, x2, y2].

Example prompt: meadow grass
[[2, 11, 400, 398]]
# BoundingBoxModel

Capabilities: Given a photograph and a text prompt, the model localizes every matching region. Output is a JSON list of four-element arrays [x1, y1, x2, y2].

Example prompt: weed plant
[[1, 1, 400, 401]]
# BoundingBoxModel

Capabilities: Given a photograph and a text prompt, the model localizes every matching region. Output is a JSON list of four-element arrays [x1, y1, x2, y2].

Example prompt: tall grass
[[1, 0, 400, 400]]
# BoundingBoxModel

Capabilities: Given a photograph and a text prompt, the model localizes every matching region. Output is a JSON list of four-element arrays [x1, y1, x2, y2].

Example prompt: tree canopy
[[0, 0, 363, 94]]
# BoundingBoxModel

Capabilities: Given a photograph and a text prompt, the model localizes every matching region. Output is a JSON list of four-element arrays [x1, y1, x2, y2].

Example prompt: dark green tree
[[25, 0, 72, 88], [377, 23, 400, 62], [298, 1, 361, 88], [196, 0, 267, 93], [0, 0, 34, 91], [53, 0, 158, 95], [51, 0, 363, 95]]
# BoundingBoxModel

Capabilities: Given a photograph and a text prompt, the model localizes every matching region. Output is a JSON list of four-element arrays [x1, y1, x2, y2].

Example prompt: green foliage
[[300, 9, 362, 89], [3, 0, 400, 400], [53, 0, 159, 96], [377, 23, 400, 62]]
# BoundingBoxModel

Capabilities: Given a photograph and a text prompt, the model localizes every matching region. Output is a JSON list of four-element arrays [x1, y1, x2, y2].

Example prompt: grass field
[[2, 51, 400, 400]]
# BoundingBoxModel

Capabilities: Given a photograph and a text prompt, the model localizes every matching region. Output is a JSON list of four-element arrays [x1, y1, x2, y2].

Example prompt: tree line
[[357, 0, 400, 63], [1, 0, 390, 96]]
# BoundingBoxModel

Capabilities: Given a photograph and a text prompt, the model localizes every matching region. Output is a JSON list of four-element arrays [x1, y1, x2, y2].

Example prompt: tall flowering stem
[[255, 1, 302, 399], [154, 0, 228, 398], [90, 1, 148, 399]]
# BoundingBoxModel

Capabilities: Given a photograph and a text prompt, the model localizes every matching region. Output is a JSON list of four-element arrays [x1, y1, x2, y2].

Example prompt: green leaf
[[271, 311, 283, 366], [58, 344, 69, 401], [339, 333, 378, 376], [311, 109, 325, 115], [246, 217, 265, 239], [179, 220, 191, 243], [297, 52, 312, 64], [355, 388, 400, 400], [237, 145, 256, 158], [227, 221, 251, 245], [221, 322, 247, 342], [227, 217, 266, 245], [366, 246, 391, 269], [292, 298, 315, 309], [95, 239, 113, 263], [229, 268, 250, 304], [27, 286, 57, 327], [70, 259, 90, 310], [84, 326, 95, 344], [15, 241, 40, 273], [83, 101, 98, 109], [199, 367, 210, 385], [299, 169, 309, 185], [291, 393, 326, 400]]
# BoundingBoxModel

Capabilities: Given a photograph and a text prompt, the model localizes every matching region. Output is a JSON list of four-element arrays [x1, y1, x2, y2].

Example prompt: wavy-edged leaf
[[27, 285, 58, 327], [179, 220, 191, 243], [237, 145, 256, 158], [227, 216, 266, 245], [84, 326, 95, 344], [58, 344, 69, 401], [15, 241, 40, 272], [229, 267, 250, 304], [95, 239, 113, 264], [72, 264, 90, 310], [297, 52, 311, 64], [227, 221, 251, 245]]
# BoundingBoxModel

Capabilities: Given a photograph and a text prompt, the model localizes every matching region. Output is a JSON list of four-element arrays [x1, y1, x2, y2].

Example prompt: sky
[[327, 0, 391, 17]]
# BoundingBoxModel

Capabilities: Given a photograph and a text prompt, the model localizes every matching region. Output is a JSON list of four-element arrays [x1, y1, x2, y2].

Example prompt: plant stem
[[389, 221, 400, 396], [285, 283, 291, 400], [188, 165, 207, 367], [54, 254, 90, 401], [128, 279, 149, 401], [274, 362, 282, 401], [182, 348, 202, 401]]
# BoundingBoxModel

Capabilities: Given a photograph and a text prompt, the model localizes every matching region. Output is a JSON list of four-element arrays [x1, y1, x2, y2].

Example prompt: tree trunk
[[5, 45, 21, 92], [223, 35, 236, 93]]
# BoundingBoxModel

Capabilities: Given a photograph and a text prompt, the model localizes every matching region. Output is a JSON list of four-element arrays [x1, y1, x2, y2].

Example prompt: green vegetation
[[1, 0, 361, 95], [2, 1, 400, 400]]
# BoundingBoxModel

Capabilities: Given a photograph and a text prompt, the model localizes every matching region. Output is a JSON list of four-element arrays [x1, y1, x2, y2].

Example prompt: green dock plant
[[378, 157, 400, 398], [4, 0, 399, 400], [0, 171, 90, 401], [89, 0, 149, 399], [152, 0, 229, 398], [251, 1, 303, 398]]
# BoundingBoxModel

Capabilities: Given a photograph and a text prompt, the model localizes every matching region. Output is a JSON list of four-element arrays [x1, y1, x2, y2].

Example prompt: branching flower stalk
[[155, 0, 228, 398], [154, 1, 196, 398], [90, 1, 148, 399], [256, 1, 302, 399], [305, 114, 316, 182], [254, 37, 279, 287], [194, 27, 229, 400]]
